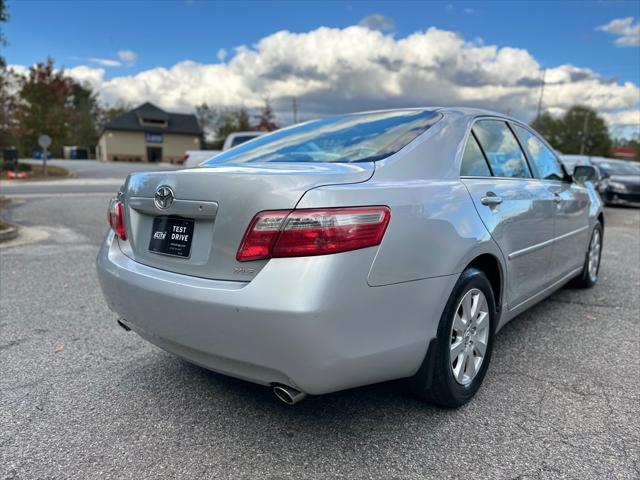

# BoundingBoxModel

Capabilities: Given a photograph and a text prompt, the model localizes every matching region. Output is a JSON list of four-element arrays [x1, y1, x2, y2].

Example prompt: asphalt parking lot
[[1, 192, 639, 479]]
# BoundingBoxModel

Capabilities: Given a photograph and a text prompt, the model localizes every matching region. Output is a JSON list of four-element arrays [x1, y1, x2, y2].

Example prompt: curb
[[0, 224, 19, 243]]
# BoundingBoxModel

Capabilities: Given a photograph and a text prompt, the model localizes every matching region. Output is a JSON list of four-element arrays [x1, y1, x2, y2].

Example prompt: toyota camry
[[97, 107, 604, 407]]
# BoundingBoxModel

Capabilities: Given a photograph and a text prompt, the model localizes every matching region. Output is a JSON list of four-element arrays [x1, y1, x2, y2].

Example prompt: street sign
[[145, 132, 163, 144], [38, 135, 52, 149], [38, 134, 52, 176]]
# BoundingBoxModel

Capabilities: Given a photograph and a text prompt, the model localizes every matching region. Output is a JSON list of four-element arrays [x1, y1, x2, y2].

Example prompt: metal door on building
[[146, 147, 162, 163]]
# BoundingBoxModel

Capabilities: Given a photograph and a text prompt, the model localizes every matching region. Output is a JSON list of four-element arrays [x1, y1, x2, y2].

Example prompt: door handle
[[480, 195, 503, 206]]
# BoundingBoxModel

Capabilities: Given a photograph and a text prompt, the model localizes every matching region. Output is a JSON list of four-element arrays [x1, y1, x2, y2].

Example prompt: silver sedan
[[97, 108, 604, 407]]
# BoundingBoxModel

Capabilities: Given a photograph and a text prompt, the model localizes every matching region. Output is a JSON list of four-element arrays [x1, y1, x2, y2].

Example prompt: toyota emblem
[[154, 185, 175, 210]]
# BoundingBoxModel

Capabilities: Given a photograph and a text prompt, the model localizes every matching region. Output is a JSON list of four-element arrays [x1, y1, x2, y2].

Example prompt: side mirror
[[573, 165, 598, 184]]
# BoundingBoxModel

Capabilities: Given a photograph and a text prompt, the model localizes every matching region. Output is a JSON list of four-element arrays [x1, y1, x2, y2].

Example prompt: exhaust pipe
[[117, 319, 131, 331], [273, 384, 307, 405]]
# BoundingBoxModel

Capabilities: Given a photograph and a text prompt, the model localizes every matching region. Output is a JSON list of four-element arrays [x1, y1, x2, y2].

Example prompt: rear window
[[230, 135, 259, 147], [595, 161, 640, 176], [205, 110, 442, 165]]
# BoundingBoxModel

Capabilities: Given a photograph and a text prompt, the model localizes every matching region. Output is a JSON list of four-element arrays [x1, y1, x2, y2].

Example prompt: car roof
[[338, 106, 523, 124]]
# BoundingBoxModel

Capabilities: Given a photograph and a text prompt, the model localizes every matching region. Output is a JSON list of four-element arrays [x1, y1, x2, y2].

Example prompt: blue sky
[[6, 0, 639, 82], [4, 1, 639, 134]]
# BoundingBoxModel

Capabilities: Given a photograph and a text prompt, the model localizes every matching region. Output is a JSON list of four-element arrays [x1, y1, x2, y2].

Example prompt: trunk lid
[[120, 162, 374, 281]]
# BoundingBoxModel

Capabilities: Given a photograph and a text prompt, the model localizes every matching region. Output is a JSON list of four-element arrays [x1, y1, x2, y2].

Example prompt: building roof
[[103, 102, 202, 135]]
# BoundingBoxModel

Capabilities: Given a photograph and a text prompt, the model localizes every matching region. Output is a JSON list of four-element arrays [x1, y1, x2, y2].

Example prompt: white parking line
[[6, 192, 116, 199], [0, 178, 125, 188]]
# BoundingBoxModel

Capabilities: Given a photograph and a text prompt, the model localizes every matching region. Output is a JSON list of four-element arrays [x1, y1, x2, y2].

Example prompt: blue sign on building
[[145, 132, 163, 144]]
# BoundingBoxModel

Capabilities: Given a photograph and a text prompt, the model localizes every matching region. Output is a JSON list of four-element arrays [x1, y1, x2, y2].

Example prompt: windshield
[[205, 110, 442, 165], [595, 161, 640, 176]]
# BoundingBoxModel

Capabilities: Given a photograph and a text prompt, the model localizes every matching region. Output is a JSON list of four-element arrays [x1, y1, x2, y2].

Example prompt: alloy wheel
[[449, 288, 490, 386], [588, 229, 601, 283]]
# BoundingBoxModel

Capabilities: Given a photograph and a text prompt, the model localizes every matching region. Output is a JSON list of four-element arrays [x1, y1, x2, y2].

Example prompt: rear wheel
[[573, 223, 602, 288], [408, 268, 497, 408]]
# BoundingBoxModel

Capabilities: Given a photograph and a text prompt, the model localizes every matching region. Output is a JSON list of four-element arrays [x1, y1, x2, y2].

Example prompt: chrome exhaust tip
[[273, 384, 307, 405], [117, 319, 131, 331]]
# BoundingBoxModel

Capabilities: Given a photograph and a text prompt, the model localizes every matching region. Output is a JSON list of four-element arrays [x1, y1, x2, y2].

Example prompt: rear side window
[[472, 120, 531, 178], [512, 125, 564, 181], [461, 133, 491, 176]]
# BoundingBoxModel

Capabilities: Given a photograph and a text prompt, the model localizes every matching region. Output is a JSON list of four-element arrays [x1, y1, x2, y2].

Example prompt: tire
[[407, 267, 497, 408], [573, 222, 603, 289]]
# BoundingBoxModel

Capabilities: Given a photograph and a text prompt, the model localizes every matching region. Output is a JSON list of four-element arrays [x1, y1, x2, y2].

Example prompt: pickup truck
[[183, 131, 265, 168]]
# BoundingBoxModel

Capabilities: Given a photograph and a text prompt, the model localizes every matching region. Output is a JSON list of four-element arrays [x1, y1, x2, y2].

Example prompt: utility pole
[[580, 111, 591, 156], [536, 68, 546, 119], [292, 97, 299, 124]]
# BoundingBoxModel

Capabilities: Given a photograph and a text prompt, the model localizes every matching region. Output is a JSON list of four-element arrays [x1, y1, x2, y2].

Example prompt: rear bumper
[[97, 231, 457, 394]]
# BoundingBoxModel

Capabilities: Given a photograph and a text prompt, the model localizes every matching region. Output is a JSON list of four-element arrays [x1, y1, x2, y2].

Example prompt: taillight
[[236, 206, 390, 262], [108, 197, 127, 240]]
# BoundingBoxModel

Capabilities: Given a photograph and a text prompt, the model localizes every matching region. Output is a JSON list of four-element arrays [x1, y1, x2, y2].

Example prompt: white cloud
[[602, 109, 640, 126], [217, 48, 228, 62], [358, 14, 395, 32], [67, 65, 106, 89], [9, 24, 639, 131], [89, 57, 122, 67], [597, 17, 640, 47], [117, 50, 138, 65]]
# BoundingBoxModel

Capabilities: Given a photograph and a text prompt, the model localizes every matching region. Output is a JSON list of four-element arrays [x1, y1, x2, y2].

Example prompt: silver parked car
[[97, 108, 604, 407]]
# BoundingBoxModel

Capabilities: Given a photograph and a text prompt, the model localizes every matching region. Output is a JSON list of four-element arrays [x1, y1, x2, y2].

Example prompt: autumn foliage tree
[[196, 104, 264, 148], [15, 58, 73, 156], [6, 58, 101, 156], [255, 99, 279, 132]]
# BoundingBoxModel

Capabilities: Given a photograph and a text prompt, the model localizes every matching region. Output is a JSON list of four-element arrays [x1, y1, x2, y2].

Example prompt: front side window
[[472, 120, 531, 178], [460, 133, 491, 177], [205, 110, 442, 165], [513, 125, 564, 181]]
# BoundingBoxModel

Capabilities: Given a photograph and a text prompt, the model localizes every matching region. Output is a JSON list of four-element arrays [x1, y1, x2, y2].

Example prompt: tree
[[562, 106, 611, 156], [0, 67, 19, 149], [102, 103, 131, 124], [14, 58, 73, 156], [195, 103, 216, 143], [531, 112, 562, 148], [531, 106, 612, 156], [67, 81, 100, 149], [255, 99, 278, 131], [0, 0, 8, 68], [196, 104, 255, 146]]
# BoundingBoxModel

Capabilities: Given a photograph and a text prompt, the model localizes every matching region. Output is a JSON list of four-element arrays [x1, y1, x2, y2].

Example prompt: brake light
[[108, 197, 127, 240], [236, 206, 390, 262]]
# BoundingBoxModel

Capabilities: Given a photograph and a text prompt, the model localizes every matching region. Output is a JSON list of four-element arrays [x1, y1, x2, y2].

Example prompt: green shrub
[[1, 161, 33, 172]]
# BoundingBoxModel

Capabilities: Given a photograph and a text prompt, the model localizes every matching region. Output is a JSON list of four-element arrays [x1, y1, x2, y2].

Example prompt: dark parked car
[[592, 158, 640, 207]]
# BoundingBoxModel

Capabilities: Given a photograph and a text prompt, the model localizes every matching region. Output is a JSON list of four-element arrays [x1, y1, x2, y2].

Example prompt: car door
[[512, 124, 590, 283], [461, 120, 556, 309]]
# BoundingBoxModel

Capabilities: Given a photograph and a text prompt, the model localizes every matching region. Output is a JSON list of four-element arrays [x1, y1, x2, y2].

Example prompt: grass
[[0, 196, 12, 233]]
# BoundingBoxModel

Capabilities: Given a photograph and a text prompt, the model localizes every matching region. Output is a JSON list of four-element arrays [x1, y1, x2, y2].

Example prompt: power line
[[292, 97, 298, 124]]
